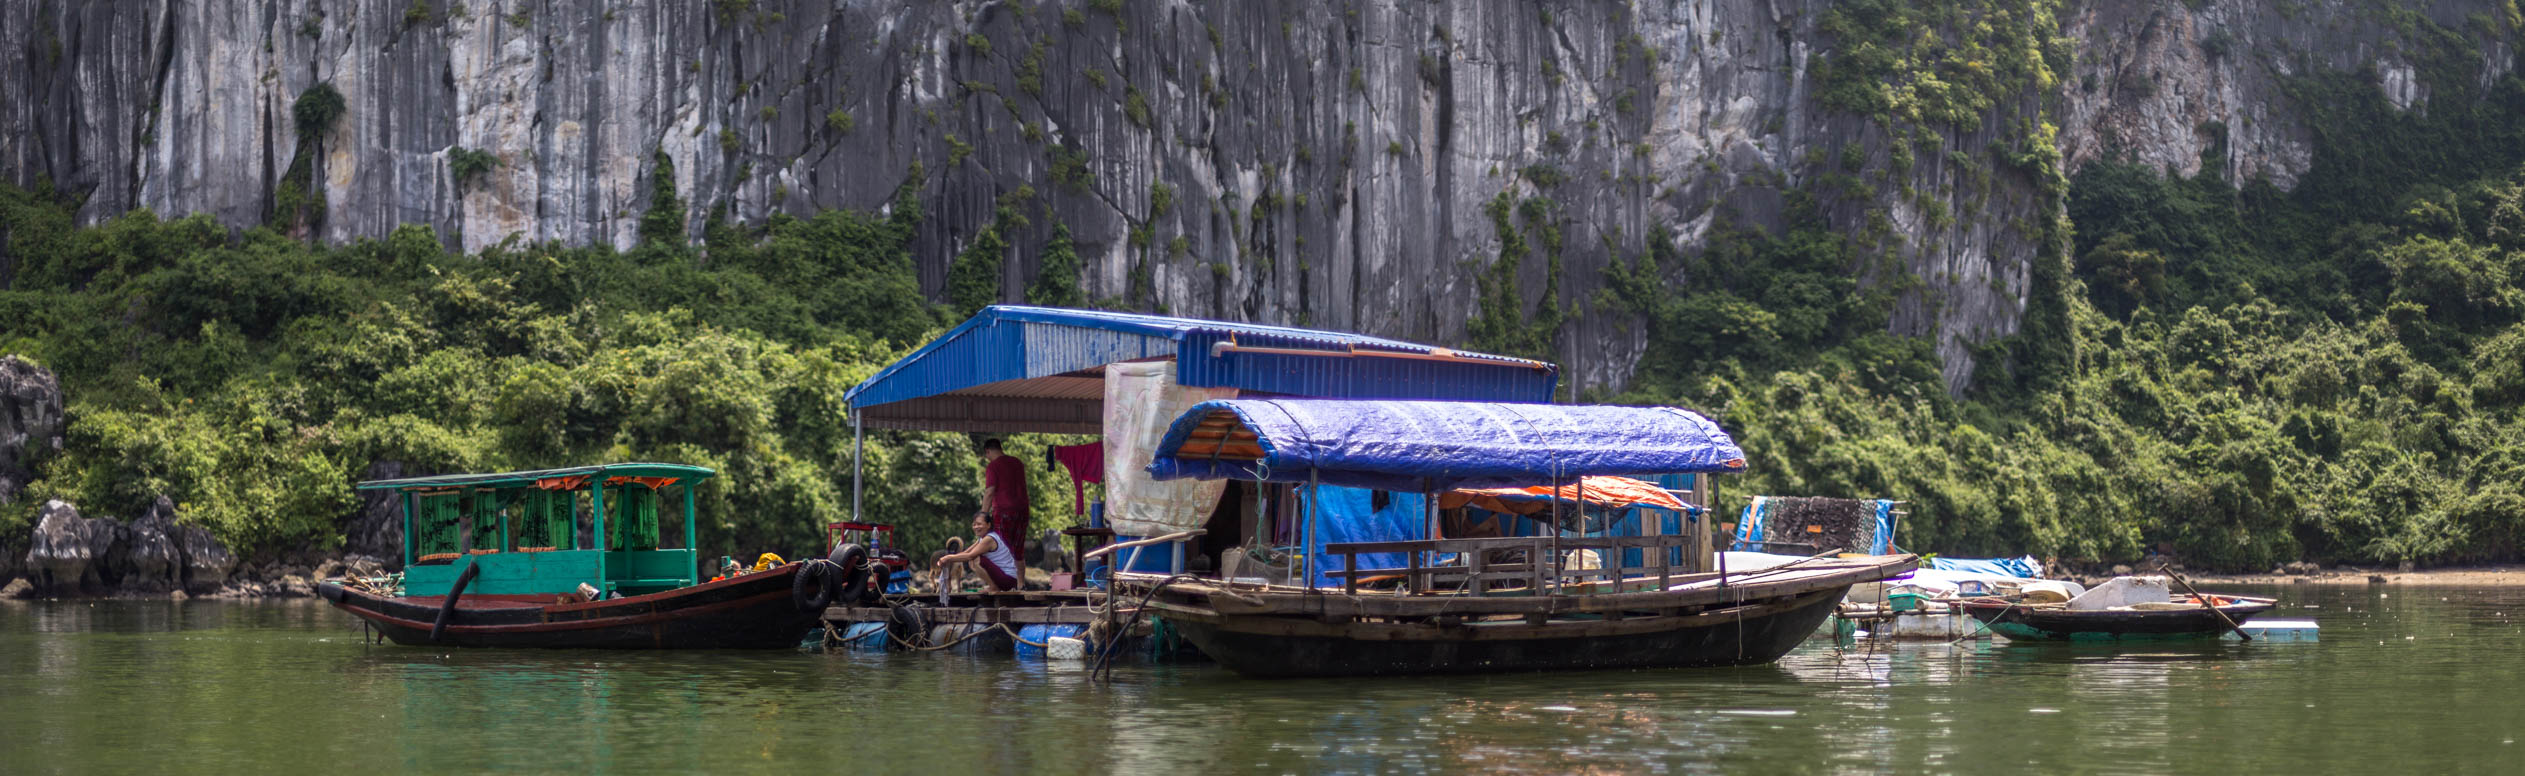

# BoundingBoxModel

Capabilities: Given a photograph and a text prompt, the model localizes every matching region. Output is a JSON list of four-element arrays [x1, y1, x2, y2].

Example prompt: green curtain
[[605, 485, 661, 551], [417, 494, 462, 556], [469, 490, 504, 551]]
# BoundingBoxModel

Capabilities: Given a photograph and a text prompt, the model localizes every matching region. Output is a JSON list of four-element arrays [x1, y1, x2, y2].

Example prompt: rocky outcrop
[[2056, 0, 2515, 187], [4, 1, 2517, 395], [24, 499, 121, 594], [0, 356, 66, 505], [112, 495, 185, 592], [11, 496, 237, 595], [346, 460, 413, 563]]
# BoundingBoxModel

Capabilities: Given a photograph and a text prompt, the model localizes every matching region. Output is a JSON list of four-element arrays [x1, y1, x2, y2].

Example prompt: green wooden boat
[[316, 463, 833, 649]]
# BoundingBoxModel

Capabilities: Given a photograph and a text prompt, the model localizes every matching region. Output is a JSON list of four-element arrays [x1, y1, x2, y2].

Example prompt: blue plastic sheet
[[1925, 555, 2042, 578], [1147, 399, 1747, 491], [1298, 485, 1428, 588]]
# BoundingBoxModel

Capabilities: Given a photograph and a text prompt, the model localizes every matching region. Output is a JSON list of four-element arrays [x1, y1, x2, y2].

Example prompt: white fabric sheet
[[1103, 361, 1236, 537]]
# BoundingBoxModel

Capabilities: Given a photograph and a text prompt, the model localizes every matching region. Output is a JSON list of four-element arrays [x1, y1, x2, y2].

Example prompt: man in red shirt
[[980, 439, 1030, 560]]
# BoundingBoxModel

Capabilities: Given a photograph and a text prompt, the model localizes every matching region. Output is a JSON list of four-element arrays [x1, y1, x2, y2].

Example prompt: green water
[[3, 585, 2521, 774]]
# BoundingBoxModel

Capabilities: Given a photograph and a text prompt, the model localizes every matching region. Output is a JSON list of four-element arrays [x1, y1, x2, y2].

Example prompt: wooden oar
[[2159, 563, 2251, 642]]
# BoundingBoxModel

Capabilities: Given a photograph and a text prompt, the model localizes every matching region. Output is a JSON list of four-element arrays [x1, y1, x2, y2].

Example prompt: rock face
[[2, 1, 2515, 394], [347, 461, 413, 564], [0, 356, 66, 505], [2058, 0, 2515, 188], [25, 500, 122, 594]]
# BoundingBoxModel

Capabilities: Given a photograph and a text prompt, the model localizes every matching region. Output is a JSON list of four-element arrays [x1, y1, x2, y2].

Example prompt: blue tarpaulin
[[1926, 555, 2043, 578], [1147, 399, 1747, 491], [1296, 486, 1429, 588]]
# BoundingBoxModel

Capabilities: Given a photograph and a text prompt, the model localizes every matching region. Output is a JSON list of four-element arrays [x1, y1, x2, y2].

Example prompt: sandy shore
[[2185, 565, 2525, 587]]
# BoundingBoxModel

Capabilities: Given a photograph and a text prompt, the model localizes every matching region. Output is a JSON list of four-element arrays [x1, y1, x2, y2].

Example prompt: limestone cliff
[[4, 0, 2515, 394]]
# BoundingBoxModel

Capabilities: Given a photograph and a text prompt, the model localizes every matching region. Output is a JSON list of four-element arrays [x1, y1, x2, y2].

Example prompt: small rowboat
[[1956, 594, 2278, 642]]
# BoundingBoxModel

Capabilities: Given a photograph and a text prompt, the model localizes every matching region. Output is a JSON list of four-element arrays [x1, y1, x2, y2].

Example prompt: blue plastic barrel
[[1013, 624, 1087, 659]]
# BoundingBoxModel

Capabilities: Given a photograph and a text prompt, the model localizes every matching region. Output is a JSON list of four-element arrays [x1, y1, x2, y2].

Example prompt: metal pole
[[851, 411, 865, 523]]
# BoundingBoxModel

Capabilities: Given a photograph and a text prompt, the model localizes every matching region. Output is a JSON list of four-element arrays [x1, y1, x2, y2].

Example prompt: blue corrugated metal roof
[[846, 306, 1557, 415]]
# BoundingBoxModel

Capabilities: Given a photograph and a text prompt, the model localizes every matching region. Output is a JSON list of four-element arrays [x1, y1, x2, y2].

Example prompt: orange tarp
[[1438, 475, 1689, 516]]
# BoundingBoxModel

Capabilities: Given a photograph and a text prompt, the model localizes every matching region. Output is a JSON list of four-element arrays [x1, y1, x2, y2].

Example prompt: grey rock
[[25, 500, 123, 594], [4, 2, 2517, 395], [348, 461, 413, 564], [1, 576, 32, 599], [173, 518, 236, 593], [0, 356, 66, 506], [114, 497, 185, 592]]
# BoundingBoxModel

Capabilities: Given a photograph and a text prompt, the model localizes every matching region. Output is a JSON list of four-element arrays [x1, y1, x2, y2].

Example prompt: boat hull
[[318, 565, 823, 649], [1960, 599, 2277, 642], [1168, 586, 1848, 678]]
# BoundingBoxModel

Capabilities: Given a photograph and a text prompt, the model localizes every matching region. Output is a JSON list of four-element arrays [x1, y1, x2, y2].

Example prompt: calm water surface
[[4, 585, 2522, 774]]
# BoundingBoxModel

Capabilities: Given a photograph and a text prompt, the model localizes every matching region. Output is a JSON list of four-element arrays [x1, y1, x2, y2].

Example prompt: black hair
[[982, 438, 1004, 452]]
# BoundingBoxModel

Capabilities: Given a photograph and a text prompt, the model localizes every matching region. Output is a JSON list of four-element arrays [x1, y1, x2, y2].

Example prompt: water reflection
[[7, 587, 2525, 773]]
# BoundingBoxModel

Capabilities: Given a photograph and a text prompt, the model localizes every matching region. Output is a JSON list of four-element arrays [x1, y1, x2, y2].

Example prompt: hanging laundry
[[1050, 443, 1104, 517]]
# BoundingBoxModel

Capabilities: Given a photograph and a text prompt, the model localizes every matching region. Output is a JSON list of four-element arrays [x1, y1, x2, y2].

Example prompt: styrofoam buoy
[[1045, 636, 1088, 660]]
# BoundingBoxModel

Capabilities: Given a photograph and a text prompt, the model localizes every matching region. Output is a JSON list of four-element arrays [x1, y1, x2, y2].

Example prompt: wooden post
[[495, 490, 509, 552], [1470, 546, 1490, 593], [591, 479, 608, 550], [1406, 550, 1423, 596], [1530, 537, 1548, 595], [1343, 550, 1357, 595]]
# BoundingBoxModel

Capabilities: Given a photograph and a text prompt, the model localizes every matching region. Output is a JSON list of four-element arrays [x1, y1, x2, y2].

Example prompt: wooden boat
[[1956, 594, 2278, 642], [1128, 550, 1915, 677], [1118, 398, 1918, 678], [317, 463, 833, 649]]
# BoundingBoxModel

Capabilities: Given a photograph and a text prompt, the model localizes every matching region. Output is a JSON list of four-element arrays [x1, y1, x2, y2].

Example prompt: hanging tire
[[830, 544, 870, 603], [431, 562, 482, 643], [792, 560, 835, 612]]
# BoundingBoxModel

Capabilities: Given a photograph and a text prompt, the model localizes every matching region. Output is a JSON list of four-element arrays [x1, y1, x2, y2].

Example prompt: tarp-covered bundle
[[1732, 496, 1894, 555], [1148, 399, 1747, 491], [1439, 475, 1694, 516]]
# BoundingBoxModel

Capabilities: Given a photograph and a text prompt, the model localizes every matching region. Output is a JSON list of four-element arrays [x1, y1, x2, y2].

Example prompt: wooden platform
[[822, 590, 1104, 626]]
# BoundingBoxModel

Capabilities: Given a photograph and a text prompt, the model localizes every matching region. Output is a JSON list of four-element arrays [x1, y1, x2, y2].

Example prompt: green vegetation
[[1605, 11, 2525, 569], [448, 147, 500, 189], [1028, 224, 1085, 308], [0, 167, 1049, 558]]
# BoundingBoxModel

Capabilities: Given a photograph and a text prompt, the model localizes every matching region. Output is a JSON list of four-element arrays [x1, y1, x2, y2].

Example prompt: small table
[[1057, 527, 1116, 590]]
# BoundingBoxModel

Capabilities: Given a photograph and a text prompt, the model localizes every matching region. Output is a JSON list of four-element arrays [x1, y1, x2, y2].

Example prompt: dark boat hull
[[318, 565, 824, 649], [1168, 586, 1848, 678], [1960, 599, 2277, 642]]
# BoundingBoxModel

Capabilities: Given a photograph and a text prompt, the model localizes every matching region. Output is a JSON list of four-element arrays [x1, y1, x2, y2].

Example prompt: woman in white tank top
[[938, 511, 1023, 592]]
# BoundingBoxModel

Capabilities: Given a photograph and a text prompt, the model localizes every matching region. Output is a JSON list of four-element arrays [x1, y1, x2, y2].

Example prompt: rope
[[1948, 597, 2019, 645], [1091, 574, 1200, 683]]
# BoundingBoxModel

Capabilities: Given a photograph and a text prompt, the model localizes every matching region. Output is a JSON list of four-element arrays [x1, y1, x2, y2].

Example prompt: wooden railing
[[1320, 535, 1712, 596]]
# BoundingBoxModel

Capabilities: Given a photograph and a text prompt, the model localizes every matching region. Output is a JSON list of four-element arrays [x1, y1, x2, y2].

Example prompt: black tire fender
[[791, 560, 836, 613], [830, 543, 870, 603], [431, 561, 482, 643]]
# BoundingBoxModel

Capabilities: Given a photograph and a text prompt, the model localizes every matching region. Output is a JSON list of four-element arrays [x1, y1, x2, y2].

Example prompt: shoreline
[[2181, 564, 2525, 587]]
